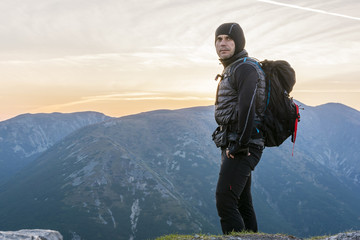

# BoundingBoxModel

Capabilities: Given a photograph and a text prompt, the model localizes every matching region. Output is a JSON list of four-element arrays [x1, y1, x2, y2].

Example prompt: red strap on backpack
[[292, 104, 300, 156]]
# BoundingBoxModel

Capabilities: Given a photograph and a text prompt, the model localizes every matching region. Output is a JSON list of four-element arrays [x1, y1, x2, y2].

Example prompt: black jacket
[[215, 51, 265, 147]]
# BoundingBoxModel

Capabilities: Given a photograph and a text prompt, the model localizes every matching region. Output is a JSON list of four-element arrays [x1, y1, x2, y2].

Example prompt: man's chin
[[220, 54, 233, 60]]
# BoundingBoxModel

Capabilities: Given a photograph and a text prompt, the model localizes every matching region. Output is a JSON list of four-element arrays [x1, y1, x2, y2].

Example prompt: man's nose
[[219, 39, 227, 45]]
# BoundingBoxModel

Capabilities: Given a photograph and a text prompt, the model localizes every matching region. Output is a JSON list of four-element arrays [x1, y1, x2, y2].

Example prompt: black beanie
[[215, 23, 246, 54]]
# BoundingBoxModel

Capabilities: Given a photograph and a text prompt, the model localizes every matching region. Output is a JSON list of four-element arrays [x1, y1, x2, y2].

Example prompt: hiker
[[212, 23, 265, 234]]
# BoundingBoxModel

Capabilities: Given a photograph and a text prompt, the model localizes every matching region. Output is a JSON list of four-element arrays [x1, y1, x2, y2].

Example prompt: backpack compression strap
[[292, 103, 300, 156]]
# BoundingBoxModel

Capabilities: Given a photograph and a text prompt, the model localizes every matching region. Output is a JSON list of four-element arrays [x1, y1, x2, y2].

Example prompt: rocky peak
[[0, 229, 63, 240]]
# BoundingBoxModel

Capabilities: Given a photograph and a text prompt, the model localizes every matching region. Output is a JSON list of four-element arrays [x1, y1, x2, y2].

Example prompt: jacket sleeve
[[233, 63, 259, 146]]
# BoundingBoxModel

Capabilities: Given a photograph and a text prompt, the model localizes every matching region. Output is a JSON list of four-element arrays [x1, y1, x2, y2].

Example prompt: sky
[[0, 0, 359, 121]]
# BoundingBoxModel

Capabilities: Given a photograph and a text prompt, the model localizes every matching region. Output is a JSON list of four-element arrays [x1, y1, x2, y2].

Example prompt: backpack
[[214, 57, 300, 151], [256, 59, 300, 150]]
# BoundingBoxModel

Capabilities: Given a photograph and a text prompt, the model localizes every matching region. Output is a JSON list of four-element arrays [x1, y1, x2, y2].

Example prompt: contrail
[[258, 0, 360, 21]]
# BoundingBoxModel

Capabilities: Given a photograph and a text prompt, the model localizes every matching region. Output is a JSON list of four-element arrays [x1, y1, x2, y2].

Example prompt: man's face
[[215, 34, 235, 60]]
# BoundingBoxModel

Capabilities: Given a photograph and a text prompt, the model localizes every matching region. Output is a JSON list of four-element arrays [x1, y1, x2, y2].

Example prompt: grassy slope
[[153, 231, 360, 240], [154, 231, 300, 240]]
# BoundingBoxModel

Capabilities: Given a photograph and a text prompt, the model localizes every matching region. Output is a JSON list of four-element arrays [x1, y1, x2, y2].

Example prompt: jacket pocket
[[212, 126, 228, 148]]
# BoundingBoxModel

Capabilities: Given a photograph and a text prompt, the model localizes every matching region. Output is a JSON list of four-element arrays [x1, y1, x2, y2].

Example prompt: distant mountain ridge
[[0, 111, 111, 184], [0, 104, 359, 240], [294, 102, 360, 187]]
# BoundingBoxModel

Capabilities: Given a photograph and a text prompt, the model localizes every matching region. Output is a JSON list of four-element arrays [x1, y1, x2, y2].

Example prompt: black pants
[[215, 145, 263, 234]]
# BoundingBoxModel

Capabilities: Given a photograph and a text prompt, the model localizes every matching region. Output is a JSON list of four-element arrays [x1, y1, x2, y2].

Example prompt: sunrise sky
[[1, 0, 359, 121]]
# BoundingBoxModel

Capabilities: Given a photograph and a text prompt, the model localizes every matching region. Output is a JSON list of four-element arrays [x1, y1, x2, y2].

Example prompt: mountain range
[[0, 111, 111, 184], [0, 103, 359, 240]]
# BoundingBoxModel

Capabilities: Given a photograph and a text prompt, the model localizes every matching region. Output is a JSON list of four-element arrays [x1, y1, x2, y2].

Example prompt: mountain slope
[[0, 111, 111, 184], [298, 103, 360, 187], [253, 102, 360, 235], [0, 104, 359, 239], [0, 107, 220, 240]]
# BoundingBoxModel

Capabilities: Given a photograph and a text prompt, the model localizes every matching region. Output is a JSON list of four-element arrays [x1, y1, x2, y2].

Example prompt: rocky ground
[[157, 231, 360, 240], [1, 230, 359, 240], [191, 233, 299, 240], [0, 229, 63, 240], [321, 232, 360, 240]]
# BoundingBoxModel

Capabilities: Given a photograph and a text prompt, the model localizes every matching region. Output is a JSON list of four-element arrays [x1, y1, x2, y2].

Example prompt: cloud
[[1, 0, 360, 119], [32, 92, 214, 110], [296, 90, 360, 93], [31, 92, 214, 112], [257, 0, 360, 21], [77, 92, 214, 102]]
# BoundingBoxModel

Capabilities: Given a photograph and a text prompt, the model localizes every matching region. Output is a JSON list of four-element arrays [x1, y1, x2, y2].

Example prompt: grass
[[154, 234, 199, 240], [307, 236, 330, 240], [153, 230, 349, 240], [154, 231, 288, 240]]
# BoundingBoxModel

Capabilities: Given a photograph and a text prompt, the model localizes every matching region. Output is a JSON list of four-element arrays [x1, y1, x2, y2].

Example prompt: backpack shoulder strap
[[227, 57, 265, 90]]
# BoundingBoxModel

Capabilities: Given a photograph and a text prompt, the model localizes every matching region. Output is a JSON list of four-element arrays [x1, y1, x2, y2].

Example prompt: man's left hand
[[226, 142, 250, 159]]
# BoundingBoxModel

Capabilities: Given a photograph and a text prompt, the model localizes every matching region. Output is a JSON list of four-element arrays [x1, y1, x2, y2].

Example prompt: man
[[213, 23, 265, 234]]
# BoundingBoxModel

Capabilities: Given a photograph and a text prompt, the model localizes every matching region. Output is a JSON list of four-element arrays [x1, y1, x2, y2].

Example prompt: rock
[[0, 229, 63, 240], [185, 232, 360, 240], [322, 231, 360, 240], [187, 233, 301, 240]]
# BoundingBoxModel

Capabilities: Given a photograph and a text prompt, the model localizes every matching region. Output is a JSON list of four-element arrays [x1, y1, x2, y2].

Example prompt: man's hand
[[226, 142, 250, 159]]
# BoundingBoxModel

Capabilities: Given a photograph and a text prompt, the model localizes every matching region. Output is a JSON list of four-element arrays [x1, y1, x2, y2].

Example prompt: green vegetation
[[154, 234, 197, 240], [154, 231, 295, 240], [307, 235, 330, 240], [154, 231, 346, 240]]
